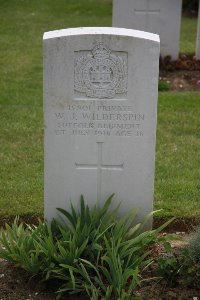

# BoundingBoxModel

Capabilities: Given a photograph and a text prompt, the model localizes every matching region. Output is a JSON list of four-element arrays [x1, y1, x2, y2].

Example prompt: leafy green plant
[[156, 234, 184, 286], [53, 199, 174, 299], [157, 228, 200, 289], [158, 80, 170, 91], [188, 226, 200, 263], [0, 195, 174, 299], [157, 253, 181, 286], [178, 227, 200, 287], [184, 261, 200, 287], [0, 217, 45, 274]]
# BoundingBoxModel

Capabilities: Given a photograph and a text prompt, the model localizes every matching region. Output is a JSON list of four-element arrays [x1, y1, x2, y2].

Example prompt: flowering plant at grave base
[[192, 55, 200, 62], [159, 54, 200, 71], [0, 195, 175, 300]]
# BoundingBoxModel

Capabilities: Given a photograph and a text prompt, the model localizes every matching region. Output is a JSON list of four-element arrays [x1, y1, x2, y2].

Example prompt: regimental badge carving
[[74, 43, 128, 99]]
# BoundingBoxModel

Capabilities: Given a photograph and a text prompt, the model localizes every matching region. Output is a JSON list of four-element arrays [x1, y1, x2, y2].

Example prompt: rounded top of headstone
[[43, 27, 159, 43]]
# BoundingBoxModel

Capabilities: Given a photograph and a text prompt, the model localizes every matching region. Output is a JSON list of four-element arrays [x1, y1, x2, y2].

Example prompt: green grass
[[155, 92, 200, 217], [0, 0, 112, 106], [0, 0, 200, 219], [180, 17, 197, 54], [0, 105, 43, 216]]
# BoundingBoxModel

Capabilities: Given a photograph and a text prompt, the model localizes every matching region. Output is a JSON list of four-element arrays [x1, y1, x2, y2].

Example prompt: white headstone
[[113, 0, 182, 59], [43, 27, 160, 228], [196, 1, 200, 59]]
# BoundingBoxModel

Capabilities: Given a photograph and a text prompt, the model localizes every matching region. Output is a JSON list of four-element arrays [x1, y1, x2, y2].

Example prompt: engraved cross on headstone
[[75, 142, 124, 201], [134, 0, 160, 31]]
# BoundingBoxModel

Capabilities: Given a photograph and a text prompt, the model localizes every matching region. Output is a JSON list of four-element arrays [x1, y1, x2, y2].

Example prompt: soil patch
[[159, 55, 200, 91], [153, 216, 200, 233], [160, 70, 200, 92], [0, 234, 200, 300], [1, 215, 200, 233]]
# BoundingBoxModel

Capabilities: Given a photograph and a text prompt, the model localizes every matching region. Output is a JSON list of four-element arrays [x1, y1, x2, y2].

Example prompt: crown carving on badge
[[92, 43, 111, 59]]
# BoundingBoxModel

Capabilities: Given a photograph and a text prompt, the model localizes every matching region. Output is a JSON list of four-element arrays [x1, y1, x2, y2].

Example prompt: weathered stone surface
[[43, 27, 160, 228], [113, 0, 182, 59]]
